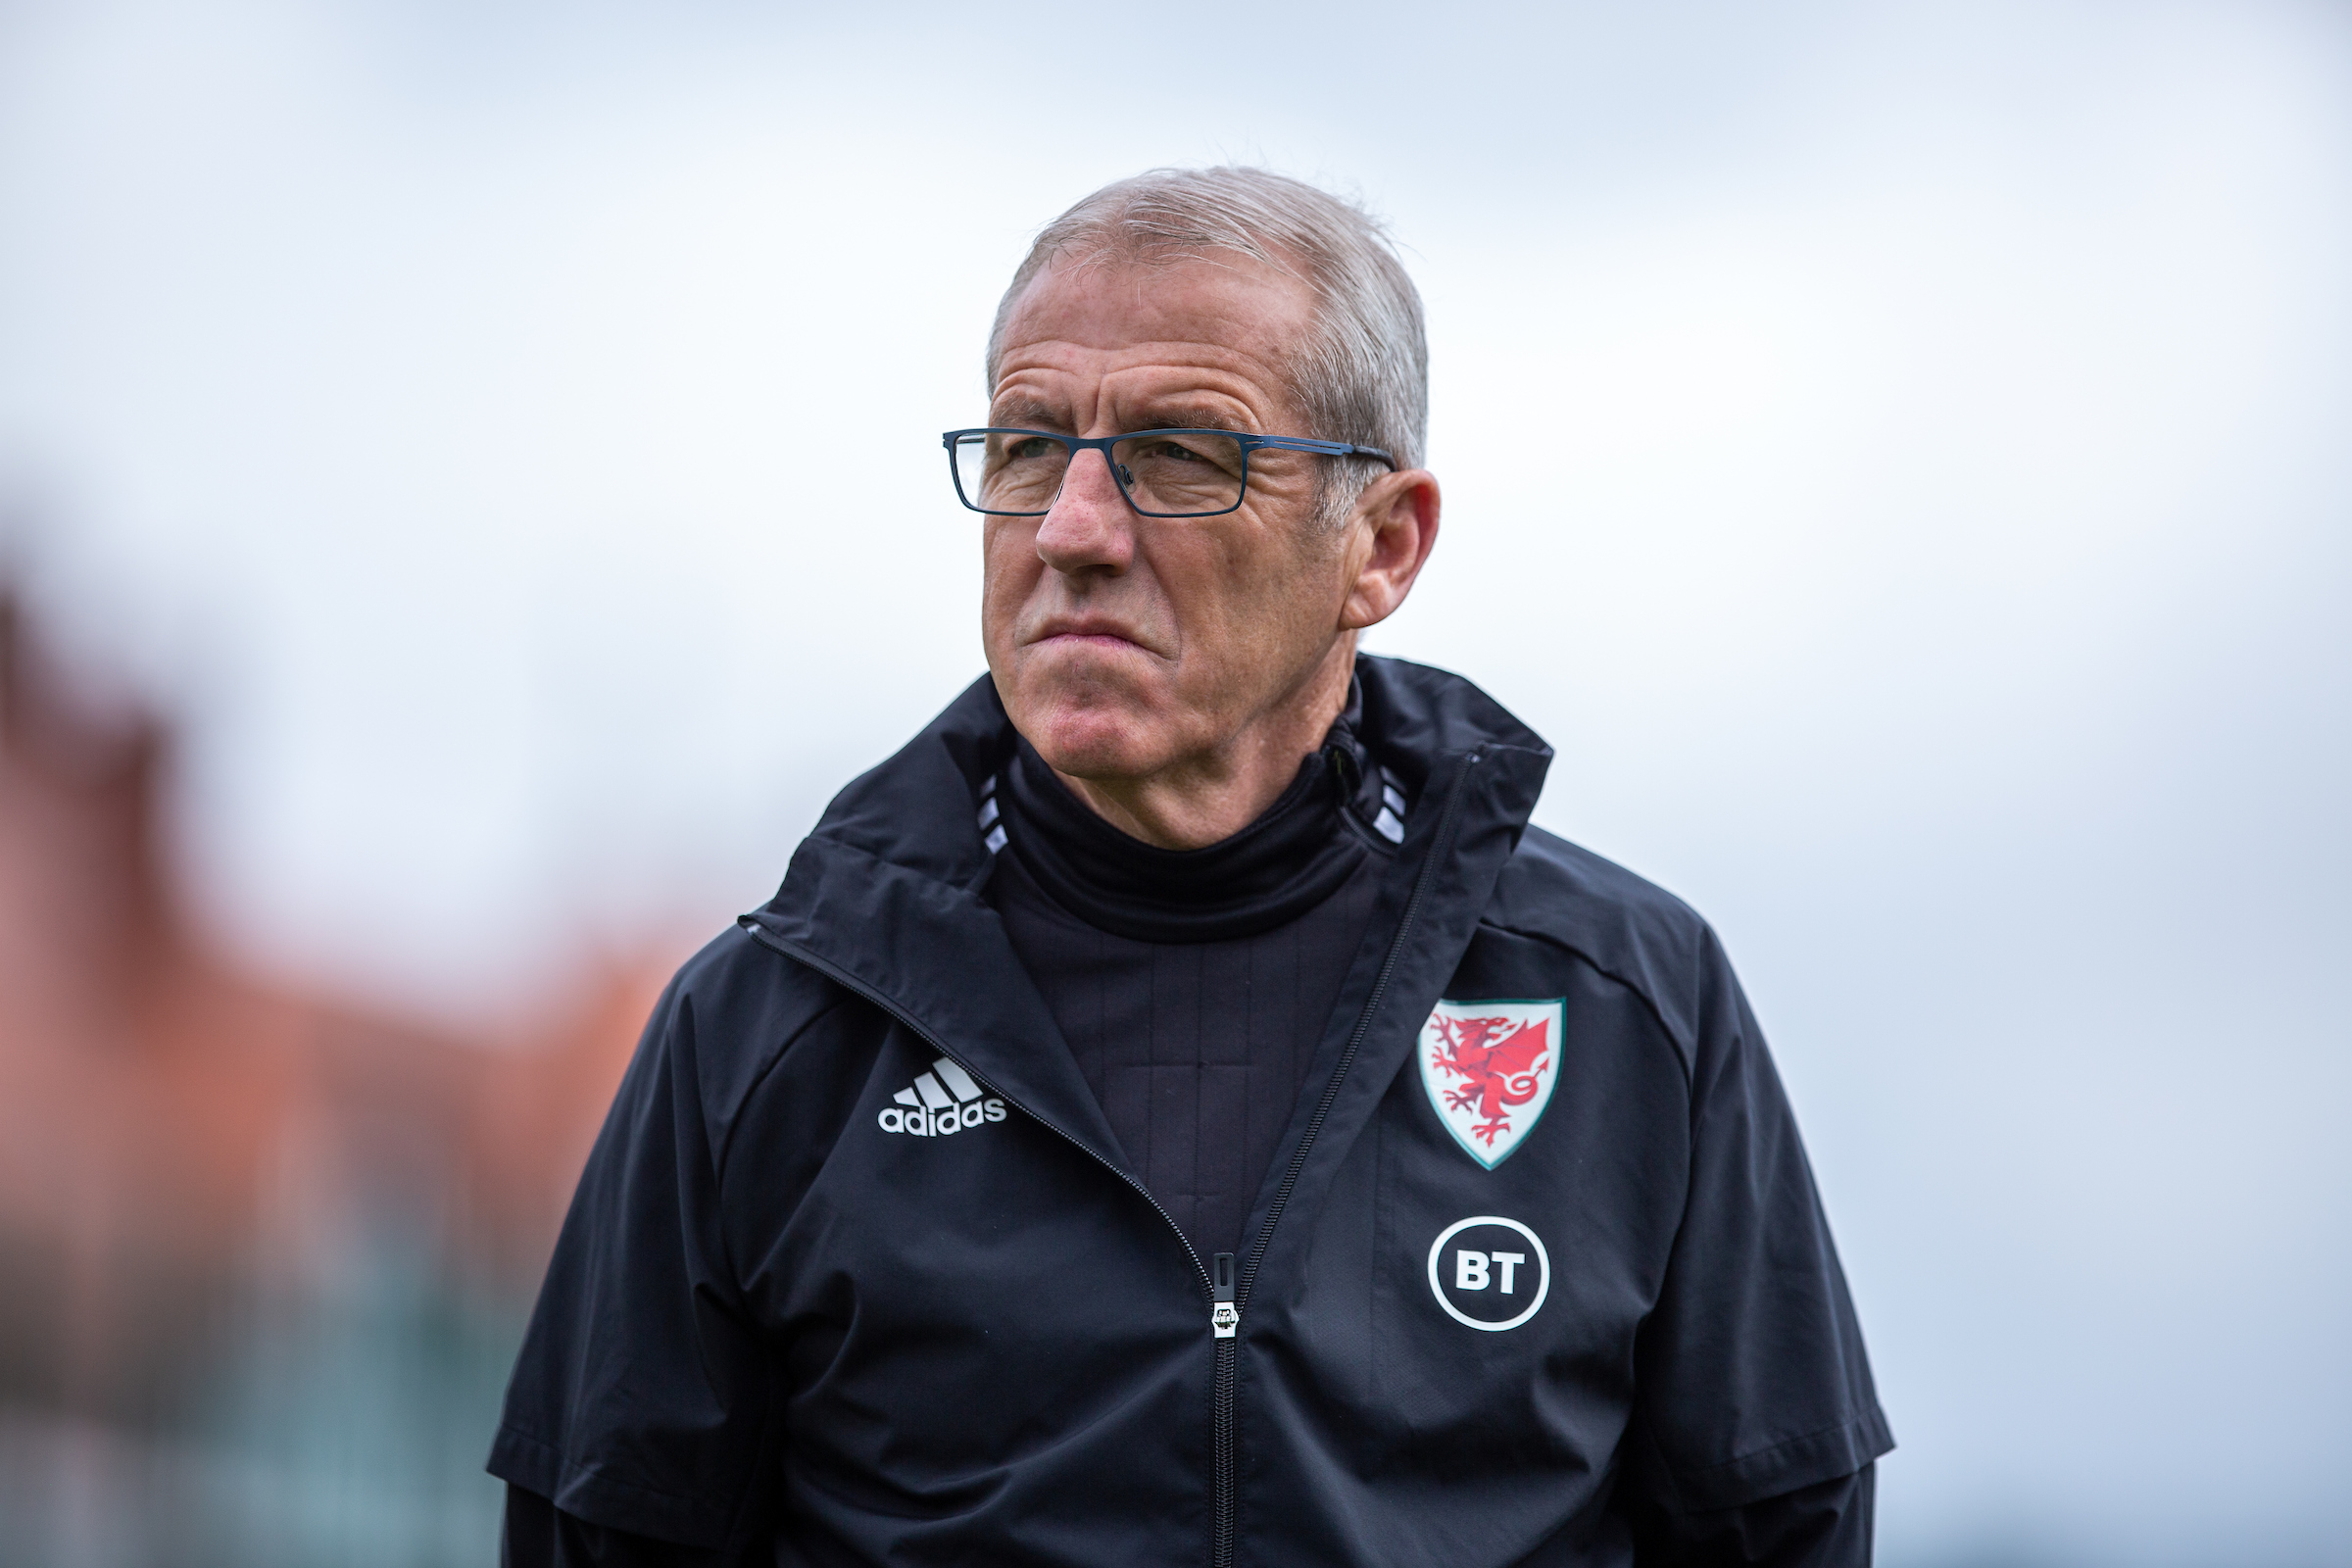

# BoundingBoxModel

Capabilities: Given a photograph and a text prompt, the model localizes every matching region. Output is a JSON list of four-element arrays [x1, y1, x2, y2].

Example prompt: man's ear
[[1339, 468, 1442, 632]]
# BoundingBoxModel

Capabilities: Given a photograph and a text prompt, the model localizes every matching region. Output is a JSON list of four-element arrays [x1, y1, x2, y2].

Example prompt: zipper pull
[[1210, 1252, 1239, 1338]]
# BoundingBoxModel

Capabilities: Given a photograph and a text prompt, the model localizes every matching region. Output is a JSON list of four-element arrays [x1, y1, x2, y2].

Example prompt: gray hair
[[985, 167, 1427, 525]]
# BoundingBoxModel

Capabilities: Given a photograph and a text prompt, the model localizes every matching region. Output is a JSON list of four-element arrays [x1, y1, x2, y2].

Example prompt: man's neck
[[1052, 638, 1357, 851]]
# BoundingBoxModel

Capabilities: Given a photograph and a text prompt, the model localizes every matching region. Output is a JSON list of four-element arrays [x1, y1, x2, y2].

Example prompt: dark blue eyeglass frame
[[941, 426, 1396, 518]]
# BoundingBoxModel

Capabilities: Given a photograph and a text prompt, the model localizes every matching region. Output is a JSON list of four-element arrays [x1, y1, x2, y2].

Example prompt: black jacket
[[491, 657, 1891, 1566]]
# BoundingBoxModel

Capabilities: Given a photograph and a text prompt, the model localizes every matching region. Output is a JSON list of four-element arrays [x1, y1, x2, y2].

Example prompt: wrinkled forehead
[[990, 251, 1319, 420]]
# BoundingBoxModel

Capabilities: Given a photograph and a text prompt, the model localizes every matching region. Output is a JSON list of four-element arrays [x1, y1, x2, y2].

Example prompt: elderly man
[[493, 168, 1890, 1567]]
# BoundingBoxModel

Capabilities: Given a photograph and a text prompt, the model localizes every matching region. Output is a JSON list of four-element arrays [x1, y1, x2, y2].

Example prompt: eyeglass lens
[[954, 431, 1249, 516]]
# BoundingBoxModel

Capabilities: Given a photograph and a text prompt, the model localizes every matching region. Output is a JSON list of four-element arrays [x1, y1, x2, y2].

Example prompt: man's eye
[[1140, 440, 1205, 464], [1004, 438, 1057, 462]]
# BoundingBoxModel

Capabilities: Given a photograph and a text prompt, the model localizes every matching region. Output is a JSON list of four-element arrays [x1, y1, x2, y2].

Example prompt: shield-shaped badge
[[1418, 998, 1564, 1169]]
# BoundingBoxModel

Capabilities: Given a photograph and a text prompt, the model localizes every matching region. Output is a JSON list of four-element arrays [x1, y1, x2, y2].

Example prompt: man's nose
[[1034, 446, 1136, 575]]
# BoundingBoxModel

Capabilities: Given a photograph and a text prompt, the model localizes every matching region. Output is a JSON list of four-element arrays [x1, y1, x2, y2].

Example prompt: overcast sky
[[3, 1, 2348, 1562]]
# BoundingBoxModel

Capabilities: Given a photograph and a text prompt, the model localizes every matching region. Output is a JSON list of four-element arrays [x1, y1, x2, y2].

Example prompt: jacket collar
[[741, 657, 1553, 1191]]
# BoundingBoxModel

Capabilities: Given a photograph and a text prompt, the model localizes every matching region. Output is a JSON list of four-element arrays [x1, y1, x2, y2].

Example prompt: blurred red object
[[0, 589, 674, 1423]]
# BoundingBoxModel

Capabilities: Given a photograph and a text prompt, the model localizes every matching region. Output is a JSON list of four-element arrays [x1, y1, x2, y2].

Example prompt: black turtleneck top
[[985, 692, 1405, 1264]]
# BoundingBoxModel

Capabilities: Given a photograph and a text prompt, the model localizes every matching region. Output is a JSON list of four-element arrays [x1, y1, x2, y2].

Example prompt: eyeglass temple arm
[[1247, 435, 1397, 470]]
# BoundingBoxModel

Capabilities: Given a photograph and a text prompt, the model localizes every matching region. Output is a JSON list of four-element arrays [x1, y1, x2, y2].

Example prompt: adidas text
[[880, 1056, 1007, 1138]]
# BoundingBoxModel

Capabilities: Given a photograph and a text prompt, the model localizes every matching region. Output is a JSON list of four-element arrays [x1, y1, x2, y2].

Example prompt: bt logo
[[1452, 1248, 1529, 1294], [1426, 1215, 1550, 1332]]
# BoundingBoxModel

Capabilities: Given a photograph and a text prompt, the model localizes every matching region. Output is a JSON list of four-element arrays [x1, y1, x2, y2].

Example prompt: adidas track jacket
[[490, 657, 1891, 1566]]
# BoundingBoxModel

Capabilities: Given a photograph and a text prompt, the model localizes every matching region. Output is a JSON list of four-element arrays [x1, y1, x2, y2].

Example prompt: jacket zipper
[[1209, 750, 1481, 1568], [743, 747, 1482, 1568]]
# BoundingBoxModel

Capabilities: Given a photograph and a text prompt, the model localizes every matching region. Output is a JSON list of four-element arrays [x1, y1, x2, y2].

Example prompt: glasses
[[941, 427, 1396, 518]]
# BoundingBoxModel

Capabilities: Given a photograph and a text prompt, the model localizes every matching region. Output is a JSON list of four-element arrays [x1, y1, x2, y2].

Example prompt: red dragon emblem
[[1428, 1013, 1552, 1147]]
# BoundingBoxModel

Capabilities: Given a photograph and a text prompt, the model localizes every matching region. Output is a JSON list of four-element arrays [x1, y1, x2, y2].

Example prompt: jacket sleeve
[[503, 1484, 734, 1568], [1627, 1463, 1876, 1567], [1624, 927, 1893, 1518], [486, 969, 785, 1551]]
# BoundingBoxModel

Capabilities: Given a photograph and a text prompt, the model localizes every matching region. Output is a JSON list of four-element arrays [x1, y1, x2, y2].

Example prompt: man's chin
[[1023, 713, 1169, 783], [1009, 685, 1181, 784]]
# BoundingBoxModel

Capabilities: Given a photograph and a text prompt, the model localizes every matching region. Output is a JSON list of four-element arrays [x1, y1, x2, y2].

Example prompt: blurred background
[[0, 0, 2345, 1562]]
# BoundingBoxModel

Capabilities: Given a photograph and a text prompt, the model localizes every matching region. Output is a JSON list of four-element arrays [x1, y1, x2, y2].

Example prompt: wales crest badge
[[1418, 998, 1564, 1169]]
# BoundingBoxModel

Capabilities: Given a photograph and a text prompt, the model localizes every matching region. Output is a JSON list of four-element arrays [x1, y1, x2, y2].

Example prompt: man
[[493, 167, 1890, 1566]]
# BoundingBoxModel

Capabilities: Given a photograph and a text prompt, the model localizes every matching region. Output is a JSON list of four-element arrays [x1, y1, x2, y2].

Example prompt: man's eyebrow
[[988, 397, 1069, 430], [984, 396, 1256, 434], [1120, 404, 1251, 433]]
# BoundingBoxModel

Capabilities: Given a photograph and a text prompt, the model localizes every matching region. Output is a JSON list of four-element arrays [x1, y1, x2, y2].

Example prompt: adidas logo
[[878, 1056, 1007, 1137]]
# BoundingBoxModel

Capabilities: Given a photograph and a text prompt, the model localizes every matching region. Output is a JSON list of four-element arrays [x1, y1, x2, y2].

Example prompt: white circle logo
[[1426, 1215, 1550, 1332]]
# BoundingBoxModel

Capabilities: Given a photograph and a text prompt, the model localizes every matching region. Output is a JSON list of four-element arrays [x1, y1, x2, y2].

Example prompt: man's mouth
[[1030, 617, 1149, 653]]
